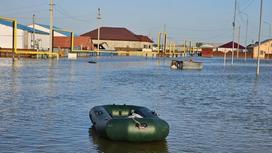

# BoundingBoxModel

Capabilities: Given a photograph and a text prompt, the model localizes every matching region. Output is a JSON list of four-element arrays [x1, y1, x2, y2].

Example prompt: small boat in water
[[88, 60, 97, 64], [89, 104, 169, 142], [171, 59, 203, 70]]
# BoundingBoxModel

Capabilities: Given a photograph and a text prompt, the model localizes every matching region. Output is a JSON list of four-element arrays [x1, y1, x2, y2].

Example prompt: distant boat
[[170, 60, 203, 70], [88, 60, 97, 64]]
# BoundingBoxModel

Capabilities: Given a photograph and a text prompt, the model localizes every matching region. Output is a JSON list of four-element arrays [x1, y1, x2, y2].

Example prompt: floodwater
[[0, 56, 272, 153]]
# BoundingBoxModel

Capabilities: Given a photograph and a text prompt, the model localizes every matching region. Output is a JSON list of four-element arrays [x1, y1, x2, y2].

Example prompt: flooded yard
[[0, 57, 272, 153]]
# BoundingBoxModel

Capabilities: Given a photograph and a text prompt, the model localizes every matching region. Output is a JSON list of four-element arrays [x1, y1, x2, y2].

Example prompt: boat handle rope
[[131, 117, 146, 129]]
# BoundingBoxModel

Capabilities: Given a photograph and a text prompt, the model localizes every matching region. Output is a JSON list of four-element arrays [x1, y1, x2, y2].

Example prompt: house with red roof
[[211, 41, 247, 58], [218, 41, 245, 52], [81, 27, 153, 51], [199, 41, 251, 58]]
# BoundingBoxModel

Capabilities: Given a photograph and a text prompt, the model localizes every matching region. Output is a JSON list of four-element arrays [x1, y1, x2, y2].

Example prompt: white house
[[0, 19, 49, 50]]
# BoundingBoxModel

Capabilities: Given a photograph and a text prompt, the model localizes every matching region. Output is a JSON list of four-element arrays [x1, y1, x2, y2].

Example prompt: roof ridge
[[81, 26, 153, 42], [0, 19, 48, 35]]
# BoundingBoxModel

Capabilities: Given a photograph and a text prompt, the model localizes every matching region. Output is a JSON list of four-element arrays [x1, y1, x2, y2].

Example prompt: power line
[[0, 1, 48, 12], [54, 5, 91, 23], [241, 0, 256, 11], [166, 26, 231, 32], [3, 8, 48, 16]]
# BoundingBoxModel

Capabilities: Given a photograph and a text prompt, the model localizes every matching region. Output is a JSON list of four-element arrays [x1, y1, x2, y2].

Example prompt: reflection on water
[[1, 57, 272, 152], [89, 128, 169, 153]]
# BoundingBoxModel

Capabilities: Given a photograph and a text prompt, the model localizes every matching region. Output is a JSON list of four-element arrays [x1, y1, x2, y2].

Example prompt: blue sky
[[1, 0, 271, 45]]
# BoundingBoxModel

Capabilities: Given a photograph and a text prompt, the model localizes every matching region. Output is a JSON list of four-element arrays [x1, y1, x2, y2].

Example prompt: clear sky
[[1, 0, 271, 45]]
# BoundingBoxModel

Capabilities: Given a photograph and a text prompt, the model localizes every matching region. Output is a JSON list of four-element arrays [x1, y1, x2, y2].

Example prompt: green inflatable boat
[[89, 104, 169, 142]]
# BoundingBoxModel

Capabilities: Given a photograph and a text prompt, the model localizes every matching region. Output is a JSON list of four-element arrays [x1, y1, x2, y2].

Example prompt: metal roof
[[81, 27, 153, 42], [136, 35, 154, 43], [251, 39, 272, 47], [219, 41, 246, 49], [0, 19, 48, 35], [37, 24, 72, 36]]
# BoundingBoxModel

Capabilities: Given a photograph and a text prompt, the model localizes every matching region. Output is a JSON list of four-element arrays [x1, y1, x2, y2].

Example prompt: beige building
[[81, 27, 153, 51], [251, 39, 272, 59]]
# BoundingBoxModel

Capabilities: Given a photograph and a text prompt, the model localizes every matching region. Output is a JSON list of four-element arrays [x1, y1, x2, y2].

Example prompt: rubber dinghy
[[89, 104, 169, 142]]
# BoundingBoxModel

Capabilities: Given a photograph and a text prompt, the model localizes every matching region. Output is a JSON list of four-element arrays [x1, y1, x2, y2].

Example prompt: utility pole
[[163, 33, 167, 54], [49, 0, 54, 54], [256, 0, 263, 76], [232, 0, 237, 65], [32, 14, 36, 49], [97, 8, 101, 51], [237, 26, 241, 58], [157, 33, 161, 53], [264, 21, 271, 58], [189, 41, 192, 55], [244, 13, 248, 61], [224, 49, 227, 66], [12, 20, 17, 63], [184, 40, 187, 57], [163, 24, 166, 54], [239, 11, 249, 48]]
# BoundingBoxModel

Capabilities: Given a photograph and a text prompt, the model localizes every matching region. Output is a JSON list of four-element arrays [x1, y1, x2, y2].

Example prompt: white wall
[[218, 47, 245, 52], [218, 48, 232, 53], [92, 39, 153, 50], [1, 24, 49, 50], [0, 24, 12, 48], [27, 33, 49, 50], [0, 24, 24, 49]]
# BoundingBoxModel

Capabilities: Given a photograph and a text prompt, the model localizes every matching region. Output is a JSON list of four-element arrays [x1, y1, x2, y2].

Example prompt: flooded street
[[1, 57, 272, 153]]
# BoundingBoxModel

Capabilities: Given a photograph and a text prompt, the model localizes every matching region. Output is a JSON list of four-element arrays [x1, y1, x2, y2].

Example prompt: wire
[[0, 1, 48, 14], [240, 0, 256, 12], [3, 8, 48, 16], [168, 26, 230, 32], [55, 5, 92, 23]]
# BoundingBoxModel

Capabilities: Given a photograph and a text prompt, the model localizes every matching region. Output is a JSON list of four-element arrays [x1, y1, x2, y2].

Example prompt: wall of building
[[1, 24, 49, 50], [27, 33, 49, 50], [218, 48, 245, 52], [0, 24, 24, 49], [92, 39, 153, 50], [201, 48, 213, 57], [0, 24, 12, 48], [141, 42, 153, 49], [92, 40, 141, 50], [253, 40, 272, 59], [213, 51, 253, 58]]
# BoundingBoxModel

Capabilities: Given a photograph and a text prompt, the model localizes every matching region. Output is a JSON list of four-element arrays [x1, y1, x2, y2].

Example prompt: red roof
[[136, 35, 154, 43], [219, 41, 245, 49], [54, 36, 94, 50], [81, 27, 153, 42]]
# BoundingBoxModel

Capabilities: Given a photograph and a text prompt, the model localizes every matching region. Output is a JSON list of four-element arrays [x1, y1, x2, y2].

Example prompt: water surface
[[0, 57, 272, 153]]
